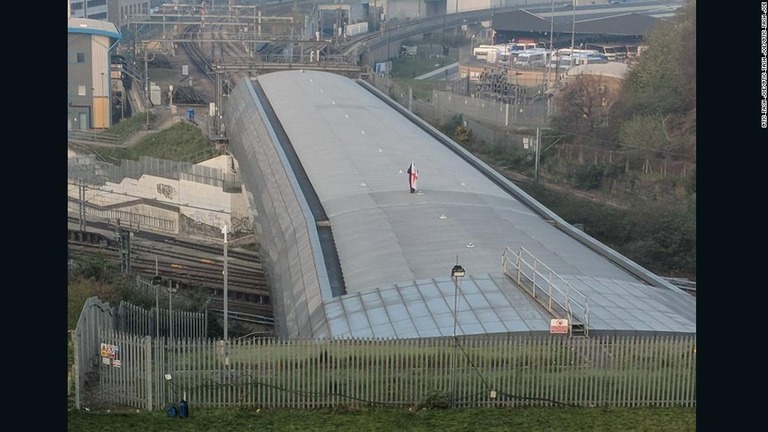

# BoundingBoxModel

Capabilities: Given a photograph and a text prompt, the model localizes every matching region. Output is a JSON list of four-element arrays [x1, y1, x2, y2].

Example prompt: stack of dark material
[[172, 86, 206, 105]]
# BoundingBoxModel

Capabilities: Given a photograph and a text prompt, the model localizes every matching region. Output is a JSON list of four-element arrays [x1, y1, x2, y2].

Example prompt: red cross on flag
[[407, 161, 419, 193]]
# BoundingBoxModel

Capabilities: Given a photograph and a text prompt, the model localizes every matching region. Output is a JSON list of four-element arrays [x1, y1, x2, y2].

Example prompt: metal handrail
[[69, 122, 145, 144], [502, 246, 590, 336]]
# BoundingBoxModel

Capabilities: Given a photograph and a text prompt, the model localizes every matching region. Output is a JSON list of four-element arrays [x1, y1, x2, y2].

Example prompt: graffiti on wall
[[231, 216, 254, 234], [157, 183, 176, 200], [187, 210, 224, 228]]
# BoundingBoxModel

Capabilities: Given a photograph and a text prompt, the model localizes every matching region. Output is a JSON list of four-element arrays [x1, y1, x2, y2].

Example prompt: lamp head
[[451, 265, 465, 278]]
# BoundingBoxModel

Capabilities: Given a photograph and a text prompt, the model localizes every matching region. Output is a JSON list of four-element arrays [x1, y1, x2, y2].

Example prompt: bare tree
[[553, 74, 621, 143]]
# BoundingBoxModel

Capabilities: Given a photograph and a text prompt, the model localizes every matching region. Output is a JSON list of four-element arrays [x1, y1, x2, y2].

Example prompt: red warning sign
[[100, 343, 119, 359], [550, 319, 569, 334]]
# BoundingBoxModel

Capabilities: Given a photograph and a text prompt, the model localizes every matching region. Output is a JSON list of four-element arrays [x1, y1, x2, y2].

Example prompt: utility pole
[[534, 135, 563, 185], [168, 279, 174, 343], [115, 221, 132, 274], [167, 279, 178, 372], [535, 126, 541, 184], [78, 178, 86, 234], [547, 0, 555, 117], [144, 47, 149, 129], [143, 46, 153, 130], [155, 257, 160, 343], [373, 0, 377, 32], [215, 65, 222, 137], [570, 1, 576, 54]]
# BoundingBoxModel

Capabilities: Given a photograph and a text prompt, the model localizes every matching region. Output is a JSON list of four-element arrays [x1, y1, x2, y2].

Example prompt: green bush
[[572, 165, 605, 190], [417, 390, 452, 410]]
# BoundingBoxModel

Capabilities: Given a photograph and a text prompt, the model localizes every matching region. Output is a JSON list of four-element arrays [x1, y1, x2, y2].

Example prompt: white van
[[585, 44, 628, 62], [507, 42, 538, 54], [514, 49, 549, 68], [556, 48, 600, 58], [473, 45, 500, 61], [487, 49, 510, 65], [550, 52, 608, 70], [551, 49, 607, 66]]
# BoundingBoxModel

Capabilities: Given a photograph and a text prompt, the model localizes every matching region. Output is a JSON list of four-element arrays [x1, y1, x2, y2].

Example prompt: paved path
[[68, 109, 208, 148], [414, 62, 459, 80], [120, 113, 184, 147]]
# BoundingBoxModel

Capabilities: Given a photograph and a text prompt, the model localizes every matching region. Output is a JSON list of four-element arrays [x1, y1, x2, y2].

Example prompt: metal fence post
[[146, 335, 153, 410]]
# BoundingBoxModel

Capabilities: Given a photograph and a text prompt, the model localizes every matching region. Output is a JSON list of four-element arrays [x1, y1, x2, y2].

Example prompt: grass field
[[97, 117, 212, 162], [67, 405, 695, 431]]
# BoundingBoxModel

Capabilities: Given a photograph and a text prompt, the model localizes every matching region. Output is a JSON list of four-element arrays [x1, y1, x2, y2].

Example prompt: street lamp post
[[167, 280, 178, 341], [152, 258, 161, 344], [570, 0, 576, 53], [166, 280, 178, 371], [144, 46, 150, 130], [222, 224, 229, 368], [535, 126, 541, 184], [222, 224, 229, 343], [449, 260, 465, 408]]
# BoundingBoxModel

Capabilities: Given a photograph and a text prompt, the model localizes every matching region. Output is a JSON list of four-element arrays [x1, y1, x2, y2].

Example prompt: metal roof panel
[[248, 70, 696, 339]]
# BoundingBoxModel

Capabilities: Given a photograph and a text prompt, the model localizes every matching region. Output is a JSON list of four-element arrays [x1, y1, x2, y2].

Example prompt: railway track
[[147, 0, 490, 99], [175, 1, 371, 94], [182, 24, 215, 82], [67, 221, 270, 305]]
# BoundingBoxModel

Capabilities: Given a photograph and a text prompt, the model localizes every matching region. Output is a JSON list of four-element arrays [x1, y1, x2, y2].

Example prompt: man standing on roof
[[407, 161, 419, 193]]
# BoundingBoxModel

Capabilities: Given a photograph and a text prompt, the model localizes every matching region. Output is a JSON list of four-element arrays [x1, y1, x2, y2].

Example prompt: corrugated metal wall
[[225, 78, 332, 340]]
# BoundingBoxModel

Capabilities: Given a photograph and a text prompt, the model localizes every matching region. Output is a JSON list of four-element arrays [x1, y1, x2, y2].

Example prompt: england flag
[[407, 161, 418, 193]]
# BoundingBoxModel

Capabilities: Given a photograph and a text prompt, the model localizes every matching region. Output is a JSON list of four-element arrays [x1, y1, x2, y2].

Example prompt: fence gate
[[95, 329, 154, 410]]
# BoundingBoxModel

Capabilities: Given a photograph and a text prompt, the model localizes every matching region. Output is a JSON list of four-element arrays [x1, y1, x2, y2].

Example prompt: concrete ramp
[[414, 62, 459, 80]]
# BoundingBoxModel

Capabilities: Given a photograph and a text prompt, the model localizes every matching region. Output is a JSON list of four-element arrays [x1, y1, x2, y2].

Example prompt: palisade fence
[[72, 296, 207, 410], [74, 297, 696, 411], [554, 143, 695, 179], [365, 71, 548, 132], [66, 200, 178, 233], [67, 155, 241, 189]]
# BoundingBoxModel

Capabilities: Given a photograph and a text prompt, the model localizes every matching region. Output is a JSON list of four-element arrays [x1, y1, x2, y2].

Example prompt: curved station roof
[[225, 70, 695, 340]]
